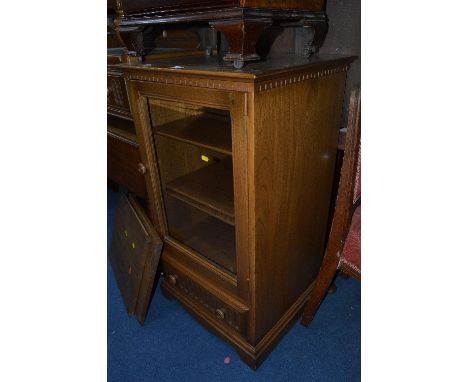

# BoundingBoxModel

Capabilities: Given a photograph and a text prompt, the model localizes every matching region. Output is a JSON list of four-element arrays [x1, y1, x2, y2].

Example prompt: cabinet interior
[[149, 99, 237, 275]]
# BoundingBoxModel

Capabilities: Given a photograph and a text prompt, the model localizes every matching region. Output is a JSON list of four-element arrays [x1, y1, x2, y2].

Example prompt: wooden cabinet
[[107, 48, 145, 197], [122, 54, 354, 368]]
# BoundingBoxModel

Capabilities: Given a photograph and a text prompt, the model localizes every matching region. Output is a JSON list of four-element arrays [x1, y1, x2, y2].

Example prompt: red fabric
[[342, 205, 361, 274], [353, 144, 361, 203]]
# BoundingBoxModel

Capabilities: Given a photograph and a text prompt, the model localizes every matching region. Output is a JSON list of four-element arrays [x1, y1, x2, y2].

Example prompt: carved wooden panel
[[107, 71, 132, 119], [164, 263, 248, 335]]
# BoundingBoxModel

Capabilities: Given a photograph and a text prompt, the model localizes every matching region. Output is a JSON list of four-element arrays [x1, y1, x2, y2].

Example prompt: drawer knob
[[167, 275, 177, 286], [215, 308, 226, 320], [138, 163, 147, 174]]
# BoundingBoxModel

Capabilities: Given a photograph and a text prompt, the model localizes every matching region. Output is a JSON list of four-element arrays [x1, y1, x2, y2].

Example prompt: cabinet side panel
[[252, 72, 347, 341]]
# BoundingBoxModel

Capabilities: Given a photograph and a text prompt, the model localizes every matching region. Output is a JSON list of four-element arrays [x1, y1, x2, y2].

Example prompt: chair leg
[[301, 253, 340, 327]]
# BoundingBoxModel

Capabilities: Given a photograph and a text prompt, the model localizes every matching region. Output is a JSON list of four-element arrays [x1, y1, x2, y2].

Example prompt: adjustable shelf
[[155, 115, 232, 155], [166, 197, 237, 274], [164, 158, 234, 226], [177, 217, 236, 274]]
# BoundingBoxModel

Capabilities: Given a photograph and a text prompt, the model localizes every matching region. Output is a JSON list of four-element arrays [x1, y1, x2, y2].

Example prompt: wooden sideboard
[[117, 54, 354, 368], [107, 48, 146, 198]]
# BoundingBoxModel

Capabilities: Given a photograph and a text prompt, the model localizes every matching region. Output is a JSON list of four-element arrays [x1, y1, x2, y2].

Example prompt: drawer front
[[107, 71, 132, 119], [163, 261, 248, 336], [107, 132, 147, 199]]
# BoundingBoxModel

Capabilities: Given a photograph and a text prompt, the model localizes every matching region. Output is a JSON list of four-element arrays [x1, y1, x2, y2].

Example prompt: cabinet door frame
[[127, 79, 251, 300]]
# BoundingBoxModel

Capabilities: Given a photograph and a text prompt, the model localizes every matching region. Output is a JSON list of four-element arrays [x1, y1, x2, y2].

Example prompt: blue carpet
[[108, 189, 360, 381]]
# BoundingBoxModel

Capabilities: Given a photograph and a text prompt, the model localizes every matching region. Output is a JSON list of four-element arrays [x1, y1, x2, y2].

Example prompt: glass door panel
[[149, 99, 237, 274]]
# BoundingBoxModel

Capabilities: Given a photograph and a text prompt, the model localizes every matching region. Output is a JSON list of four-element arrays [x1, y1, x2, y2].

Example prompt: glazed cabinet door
[[151, 98, 236, 273], [127, 80, 250, 300]]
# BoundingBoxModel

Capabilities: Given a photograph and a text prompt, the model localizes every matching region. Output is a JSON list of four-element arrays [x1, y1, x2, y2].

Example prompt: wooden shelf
[[156, 115, 232, 155], [165, 158, 234, 225], [167, 207, 237, 274], [107, 115, 137, 142]]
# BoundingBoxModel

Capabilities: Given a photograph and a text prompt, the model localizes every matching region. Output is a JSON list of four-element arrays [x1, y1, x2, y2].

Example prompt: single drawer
[[107, 70, 132, 119], [163, 261, 248, 336]]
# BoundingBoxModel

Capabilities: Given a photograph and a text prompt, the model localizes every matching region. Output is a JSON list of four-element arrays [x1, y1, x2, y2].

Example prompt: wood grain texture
[[301, 87, 361, 327], [250, 0, 360, 126], [156, 115, 232, 155], [163, 259, 248, 333], [251, 70, 347, 341], [164, 195, 237, 273], [165, 158, 235, 225], [126, 79, 250, 295], [122, 56, 353, 368], [109, 194, 163, 325], [154, 134, 229, 189]]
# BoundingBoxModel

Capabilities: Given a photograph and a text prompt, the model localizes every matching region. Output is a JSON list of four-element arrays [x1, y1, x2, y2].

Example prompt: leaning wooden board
[[109, 194, 163, 324]]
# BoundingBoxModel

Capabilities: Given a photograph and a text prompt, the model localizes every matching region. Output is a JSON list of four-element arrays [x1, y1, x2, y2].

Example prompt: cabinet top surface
[[119, 54, 355, 81]]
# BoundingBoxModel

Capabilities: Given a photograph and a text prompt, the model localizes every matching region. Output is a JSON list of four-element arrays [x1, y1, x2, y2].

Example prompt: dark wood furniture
[[301, 87, 361, 328], [118, 54, 354, 368], [114, 0, 328, 68]]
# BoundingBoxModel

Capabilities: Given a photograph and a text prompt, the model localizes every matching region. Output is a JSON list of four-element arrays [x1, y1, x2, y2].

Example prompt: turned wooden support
[[303, 17, 328, 57], [210, 18, 272, 69]]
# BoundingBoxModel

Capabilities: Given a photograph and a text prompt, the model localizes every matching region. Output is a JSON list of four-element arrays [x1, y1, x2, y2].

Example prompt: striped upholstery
[[353, 143, 361, 204], [341, 205, 361, 275]]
